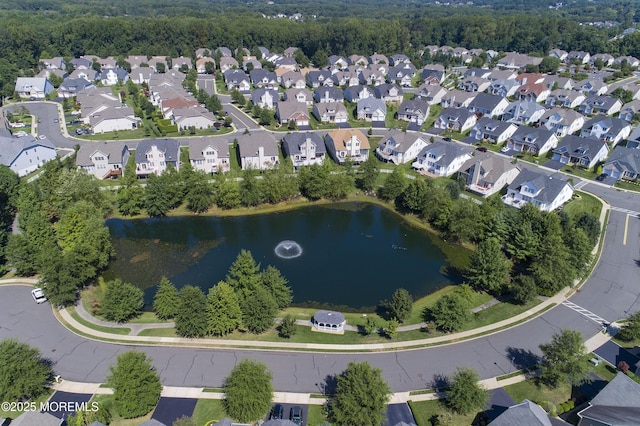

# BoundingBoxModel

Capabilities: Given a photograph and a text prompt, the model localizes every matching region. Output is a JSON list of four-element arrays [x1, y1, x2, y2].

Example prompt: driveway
[[593, 341, 640, 368], [543, 159, 564, 170], [151, 397, 198, 425], [385, 403, 417, 426], [44, 391, 93, 419]]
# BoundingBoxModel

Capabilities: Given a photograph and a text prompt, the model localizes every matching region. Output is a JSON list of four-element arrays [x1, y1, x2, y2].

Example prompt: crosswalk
[[573, 180, 589, 190], [611, 206, 640, 216], [561, 301, 608, 325]]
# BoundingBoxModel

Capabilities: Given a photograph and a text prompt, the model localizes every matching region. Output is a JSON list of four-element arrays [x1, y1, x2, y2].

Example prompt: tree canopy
[[446, 367, 490, 415], [223, 359, 273, 423], [539, 329, 590, 387], [0, 339, 53, 402], [106, 351, 161, 419]]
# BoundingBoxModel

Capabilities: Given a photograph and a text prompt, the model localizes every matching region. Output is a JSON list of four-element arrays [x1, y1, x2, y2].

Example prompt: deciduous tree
[[539, 329, 590, 387], [446, 367, 489, 415], [242, 286, 278, 334], [207, 282, 242, 336], [100, 278, 144, 323], [618, 311, 640, 342], [427, 292, 469, 332], [223, 359, 273, 423], [0, 339, 52, 402], [279, 314, 297, 338], [378, 168, 407, 201], [466, 238, 511, 294], [106, 351, 161, 419]]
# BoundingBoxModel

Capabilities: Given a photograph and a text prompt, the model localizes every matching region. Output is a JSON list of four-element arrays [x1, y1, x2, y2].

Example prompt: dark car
[[443, 137, 452, 142], [270, 404, 283, 420], [595, 173, 607, 181], [476, 146, 488, 152], [290, 406, 303, 425], [213, 122, 223, 128]]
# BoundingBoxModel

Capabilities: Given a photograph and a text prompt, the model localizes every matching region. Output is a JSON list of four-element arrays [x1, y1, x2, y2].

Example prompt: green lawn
[[192, 399, 227, 426], [66, 306, 131, 335], [563, 191, 603, 219], [91, 394, 154, 426], [503, 380, 572, 408], [614, 179, 640, 192], [561, 165, 598, 181], [408, 400, 479, 426], [306, 404, 328, 426]]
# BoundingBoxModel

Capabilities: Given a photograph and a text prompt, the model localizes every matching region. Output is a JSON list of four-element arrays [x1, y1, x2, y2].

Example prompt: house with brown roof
[[324, 129, 370, 164], [459, 152, 520, 197]]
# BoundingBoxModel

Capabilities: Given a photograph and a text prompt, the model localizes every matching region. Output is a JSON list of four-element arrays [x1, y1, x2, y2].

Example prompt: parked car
[[270, 404, 283, 419], [53, 118, 59, 123], [213, 122, 223, 128], [31, 288, 47, 304], [500, 146, 510, 153], [476, 146, 488, 152], [290, 406, 302, 425], [595, 173, 607, 181], [443, 137, 452, 142]]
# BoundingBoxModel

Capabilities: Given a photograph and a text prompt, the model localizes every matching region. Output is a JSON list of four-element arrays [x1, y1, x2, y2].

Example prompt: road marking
[[611, 206, 640, 216], [574, 180, 588, 190], [561, 301, 609, 325], [624, 214, 629, 245]]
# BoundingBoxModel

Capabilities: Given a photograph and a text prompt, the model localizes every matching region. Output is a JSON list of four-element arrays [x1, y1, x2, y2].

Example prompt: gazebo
[[312, 310, 346, 334]]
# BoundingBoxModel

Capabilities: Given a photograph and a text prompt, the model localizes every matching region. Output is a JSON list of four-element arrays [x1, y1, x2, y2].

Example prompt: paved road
[[3, 101, 640, 393]]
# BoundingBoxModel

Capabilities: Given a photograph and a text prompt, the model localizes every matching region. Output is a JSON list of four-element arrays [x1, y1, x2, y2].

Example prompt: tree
[[230, 89, 245, 106], [618, 311, 640, 342], [385, 318, 398, 339], [185, 171, 214, 213], [539, 56, 561, 73], [358, 156, 379, 192], [388, 288, 412, 322], [446, 367, 489, 415], [106, 351, 161, 419], [466, 239, 511, 294], [539, 329, 590, 387], [261, 265, 292, 308], [329, 361, 391, 426], [223, 359, 273, 423], [66, 404, 112, 426], [100, 279, 144, 323], [511, 274, 538, 305], [326, 172, 355, 200], [299, 164, 329, 200], [207, 282, 242, 336], [205, 94, 222, 113], [225, 249, 262, 300], [242, 286, 278, 334], [215, 177, 241, 209], [175, 285, 208, 338], [378, 168, 407, 201], [427, 292, 469, 332], [575, 213, 601, 245], [260, 166, 298, 204], [145, 173, 172, 217], [0, 339, 52, 402], [240, 169, 263, 207], [401, 178, 430, 213], [279, 314, 297, 338], [153, 277, 179, 320]]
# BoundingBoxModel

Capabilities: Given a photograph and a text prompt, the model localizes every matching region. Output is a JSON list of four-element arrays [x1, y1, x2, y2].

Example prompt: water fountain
[[274, 240, 303, 259]]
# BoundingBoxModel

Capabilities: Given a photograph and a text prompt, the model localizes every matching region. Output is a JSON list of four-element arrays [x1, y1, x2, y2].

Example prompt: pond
[[102, 202, 469, 311]]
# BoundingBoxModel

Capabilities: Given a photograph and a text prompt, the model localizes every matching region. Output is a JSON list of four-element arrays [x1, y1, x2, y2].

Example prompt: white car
[[31, 288, 47, 304], [500, 146, 510, 153]]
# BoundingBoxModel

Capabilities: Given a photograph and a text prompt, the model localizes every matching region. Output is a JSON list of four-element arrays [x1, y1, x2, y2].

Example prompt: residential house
[[458, 153, 521, 197], [39, 57, 66, 70], [464, 68, 491, 79], [503, 170, 574, 211], [282, 132, 326, 167], [502, 100, 546, 125], [397, 99, 430, 126], [543, 76, 575, 90], [515, 73, 545, 86], [77, 86, 122, 120], [491, 399, 570, 426], [328, 55, 348, 70], [579, 96, 622, 116], [126, 55, 147, 69], [591, 53, 615, 67], [37, 68, 66, 81], [348, 54, 368, 66], [577, 373, 640, 426], [415, 84, 448, 105], [389, 54, 411, 66], [223, 69, 251, 92], [313, 102, 348, 124], [626, 125, 640, 148], [276, 100, 311, 127], [373, 83, 403, 103], [619, 100, 640, 122], [243, 58, 262, 72], [421, 67, 445, 84], [344, 85, 376, 102], [306, 70, 334, 88], [375, 129, 429, 165], [435, 107, 477, 132], [506, 127, 558, 155], [58, 78, 94, 98], [614, 55, 640, 67], [568, 50, 591, 64], [100, 68, 129, 86], [216, 47, 233, 57], [129, 68, 155, 85], [580, 116, 631, 146], [358, 68, 386, 86], [487, 69, 518, 81], [251, 89, 280, 109], [283, 47, 298, 58], [516, 82, 550, 103], [314, 86, 344, 103], [196, 57, 216, 74], [552, 135, 609, 169], [332, 69, 360, 87], [10, 411, 64, 426], [470, 117, 518, 144], [459, 76, 491, 93], [69, 68, 99, 82], [280, 71, 305, 89], [440, 90, 476, 109], [369, 53, 389, 65], [145, 56, 166, 71], [160, 96, 199, 119], [237, 132, 279, 170], [356, 98, 387, 122], [283, 88, 313, 106], [0, 133, 57, 177], [549, 48, 569, 61], [188, 137, 230, 174], [324, 129, 370, 164], [70, 57, 92, 70], [496, 52, 543, 70], [488, 79, 520, 97], [545, 89, 585, 108], [603, 146, 640, 180], [195, 48, 210, 58], [76, 141, 130, 179], [576, 80, 609, 96], [540, 108, 585, 138], [135, 138, 180, 177], [90, 107, 140, 133], [388, 64, 416, 87], [14, 77, 53, 99], [412, 141, 473, 177], [171, 56, 192, 70], [467, 93, 510, 118], [250, 69, 278, 89], [172, 106, 216, 130], [219, 56, 239, 72]]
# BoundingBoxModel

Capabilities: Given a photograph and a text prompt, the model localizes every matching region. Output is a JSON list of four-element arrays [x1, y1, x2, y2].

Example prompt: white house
[[580, 116, 632, 147], [324, 129, 370, 164], [100, 68, 129, 86], [0, 134, 57, 177], [551, 135, 609, 169], [540, 108, 585, 138], [172, 107, 216, 130], [237, 132, 280, 170], [135, 138, 181, 177], [356, 98, 387, 122], [412, 141, 473, 177], [375, 129, 429, 165], [282, 132, 326, 168], [312, 102, 348, 124], [503, 170, 574, 212], [14, 77, 54, 99], [90, 107, 140, 133], [470, 117, 518, 144], [76, 141, 130, 180], [434, 108, 477, 132], [458, 153, 521, 197], [506, 127, 558, 156], [188, 137, 230, 174]]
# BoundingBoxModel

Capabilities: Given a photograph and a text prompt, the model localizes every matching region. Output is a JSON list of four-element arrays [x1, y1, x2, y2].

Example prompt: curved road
[[1, 102, 639, 392]]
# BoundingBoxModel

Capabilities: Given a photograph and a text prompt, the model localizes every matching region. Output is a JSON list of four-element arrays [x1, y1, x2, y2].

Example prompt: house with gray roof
[[398, 99, 430, 126], [250, 69, 278, 89], [488, 78, 520, 97], [506, 127, 558, 156], [312, 102, 348, 124], [503, 170, 573, 211], [603, 146, 640, 181], [90, 106, 140, 133], [14, 77, 53, 99], [434, 107, 477, 132], [171, 56, 192, 70], [540, 108, 585, 138], [543, 76, 575, 90], [576, 80, 609, 96], [421, 67, 445, 84], [459, 76, 491, 93], [282, 132, 326, 168], [579, 96, 623, 116], [40, 56, 66, 70], [71, 57, 93, 70], [467, 93, 510, 118], [441, 90, 477, 109], [223, 69, 250, 92], [251, 88, 280, 109], [375, 129, 429, 165], [70, 68, 100, 82], [283, 88, 313, 106], [216, 47, 232, 57], [545, 89, 585, 108], [415, 84, 448, 105], [135, 138, 180, 177], [359, 68, 386, 86], [279, 71, 305, 89], [491, 399, 569, 426], [459, 152, 521, 197], [577, 373, 640, 426], [100, 67, 129, 86], [306, 70, 334, 88], [389, 53, 411, 66], [502, 100, 546, 125], [552, 135, 609, 169], [464, 68, 491, 79], [496, 52, 542, 70], [0, 133, 57, 177], [470, 117, 518, 144], [343, 85, 376, 103], [550, 48, 569, 62], [76, 141, 130, 180], [568, 50, 591, 64], [412, 141, 473, 177], [242, 58, 262, 72], [369, 53, 389, 65], [10, 411, 63, 426], [356, 97, 387, 122], [331, 69, 360, 87], [58, 77, 94, 98], [314, 86, 344, 104], [219, 56, 239, 72], [236, 132, 279, 170], [615, 55, 640, 67], [627, 125, 640, 148], [580, 116, 631, 147], [619, 100, 640, 122], [388, 64, 416, 87], [189, 136, 230, 174], [276, 100, 310, 127], [373, 83, 403, 103], [328, 55, 348, 69]]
